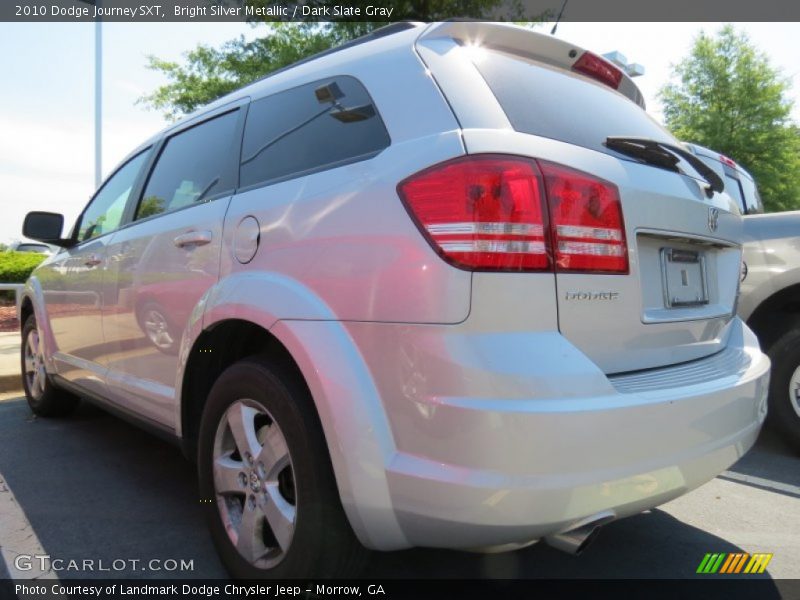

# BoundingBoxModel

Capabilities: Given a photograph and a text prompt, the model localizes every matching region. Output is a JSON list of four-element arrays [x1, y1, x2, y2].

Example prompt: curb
[[0, 373, 22, 394]]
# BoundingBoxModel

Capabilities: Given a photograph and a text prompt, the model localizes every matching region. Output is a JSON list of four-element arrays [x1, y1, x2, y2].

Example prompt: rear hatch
[[417, 23, 743, 373]]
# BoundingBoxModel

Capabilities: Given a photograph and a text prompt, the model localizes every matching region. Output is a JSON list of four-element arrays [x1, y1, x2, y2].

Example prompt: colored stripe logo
[[697, 552, 773, 574]]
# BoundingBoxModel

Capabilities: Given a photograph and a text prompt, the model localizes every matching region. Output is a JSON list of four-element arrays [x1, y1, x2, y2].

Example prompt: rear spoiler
[[417, 22, 646, 109]]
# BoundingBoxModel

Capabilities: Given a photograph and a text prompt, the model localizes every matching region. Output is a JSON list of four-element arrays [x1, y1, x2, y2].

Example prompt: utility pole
[[78, 0, 102, 188]]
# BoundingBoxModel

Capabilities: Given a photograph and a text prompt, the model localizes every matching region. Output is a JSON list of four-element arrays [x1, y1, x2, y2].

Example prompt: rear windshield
[[475, 50, 678, 156]]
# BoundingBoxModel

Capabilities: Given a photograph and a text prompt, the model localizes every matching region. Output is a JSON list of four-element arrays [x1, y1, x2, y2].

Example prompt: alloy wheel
[[212, 399, 296, 569], [24, 328, 46, 401]]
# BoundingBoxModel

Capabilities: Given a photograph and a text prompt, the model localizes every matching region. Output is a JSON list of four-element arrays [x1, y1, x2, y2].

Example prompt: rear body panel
[[418, 26, 742, 373]]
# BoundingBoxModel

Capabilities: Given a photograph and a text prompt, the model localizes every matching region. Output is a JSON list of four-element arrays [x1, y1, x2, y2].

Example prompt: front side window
[[136, 110, 239, 221], [240, 76, 390, 189], [78, 151, 148, 243]]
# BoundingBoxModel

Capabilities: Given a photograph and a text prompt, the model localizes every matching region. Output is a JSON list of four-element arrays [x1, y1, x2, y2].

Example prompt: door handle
[[84, 255, 102, 267], [174, 230, 212, 248]]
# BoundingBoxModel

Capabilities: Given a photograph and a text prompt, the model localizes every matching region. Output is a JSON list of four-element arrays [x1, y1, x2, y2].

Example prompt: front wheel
[[766, 327, 800, 450], [197, 356, 367, 578], [21, 314, 79, 417]]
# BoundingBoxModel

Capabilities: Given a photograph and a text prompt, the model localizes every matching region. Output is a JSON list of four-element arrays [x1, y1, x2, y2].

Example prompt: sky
[[1, 21, 799, 244]]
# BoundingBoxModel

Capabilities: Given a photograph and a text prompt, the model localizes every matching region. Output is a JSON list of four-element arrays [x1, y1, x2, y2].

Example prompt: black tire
[[21, 314, 79, 418], [766, 327, 800, 450], [197, 355, 368, 578]]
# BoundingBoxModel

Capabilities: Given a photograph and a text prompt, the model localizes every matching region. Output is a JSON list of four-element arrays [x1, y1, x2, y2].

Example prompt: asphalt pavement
[[0, 391, 797, 588]]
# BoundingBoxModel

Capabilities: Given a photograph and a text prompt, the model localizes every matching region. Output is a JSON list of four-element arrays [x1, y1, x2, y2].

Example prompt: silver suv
[[19, 22, 769, 578]]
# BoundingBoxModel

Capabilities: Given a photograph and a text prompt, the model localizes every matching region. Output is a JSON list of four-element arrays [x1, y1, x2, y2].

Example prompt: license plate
[[660, 248, 709, 308]]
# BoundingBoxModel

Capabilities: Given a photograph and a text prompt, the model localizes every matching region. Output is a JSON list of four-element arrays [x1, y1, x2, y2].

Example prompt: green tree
[[140, 2, 538, 120], [660, 25, 800, 212]]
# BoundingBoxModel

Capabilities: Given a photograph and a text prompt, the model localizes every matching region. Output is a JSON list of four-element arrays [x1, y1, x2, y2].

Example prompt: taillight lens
[[540, 162, 628, 273], [719, 154, 737, 168], [398, 155, 628, 274], [572, 51, 623, 90], [397, 155, 550, 271]]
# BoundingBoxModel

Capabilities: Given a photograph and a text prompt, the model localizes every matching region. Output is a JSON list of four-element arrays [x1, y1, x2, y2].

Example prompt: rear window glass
[[240, 76, 390, 189], [474, 50, 677, 155]]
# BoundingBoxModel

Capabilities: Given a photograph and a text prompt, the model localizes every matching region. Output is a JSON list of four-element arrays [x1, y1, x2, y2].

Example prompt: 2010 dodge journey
[[19, 22, 770, 577]]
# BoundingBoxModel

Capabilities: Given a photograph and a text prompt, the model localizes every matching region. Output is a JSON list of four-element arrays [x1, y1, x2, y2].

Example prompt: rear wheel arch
[[180, 319, 314, 462], [19, 296, 34, 329], [747, 283, 800, 351]]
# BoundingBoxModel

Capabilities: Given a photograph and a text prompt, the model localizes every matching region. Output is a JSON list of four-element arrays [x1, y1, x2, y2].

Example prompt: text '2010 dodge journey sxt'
[[19, 22, 769, 578]]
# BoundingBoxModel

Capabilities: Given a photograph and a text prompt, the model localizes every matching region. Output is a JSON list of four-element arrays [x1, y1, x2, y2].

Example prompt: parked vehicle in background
[[18, 22, 769, 578], [688, 142, 799, 449], [684, 143, 763, 216], [7, 240, 55, 255]]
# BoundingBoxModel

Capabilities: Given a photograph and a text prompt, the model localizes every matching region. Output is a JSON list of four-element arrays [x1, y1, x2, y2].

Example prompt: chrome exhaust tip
[[544, 511, 615, 555]]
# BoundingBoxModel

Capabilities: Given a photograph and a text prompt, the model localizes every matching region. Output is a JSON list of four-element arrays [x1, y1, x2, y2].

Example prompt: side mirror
[[22, 212, 74, 247]]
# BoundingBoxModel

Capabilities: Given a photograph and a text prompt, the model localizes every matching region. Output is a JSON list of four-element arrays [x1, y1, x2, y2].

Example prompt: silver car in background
[[19, 22, 769, 578], [688, 142, 800, 448]]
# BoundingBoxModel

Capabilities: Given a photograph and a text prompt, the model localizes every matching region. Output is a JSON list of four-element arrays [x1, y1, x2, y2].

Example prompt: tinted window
[[16, 244, 49, 253], [137, 111, 239, 220], [240, 76, 390, 188], [723, 174, 746, 213], [739, 173, 764, 214], [78, 151, 148, 242], [475, 50, 677, 156]]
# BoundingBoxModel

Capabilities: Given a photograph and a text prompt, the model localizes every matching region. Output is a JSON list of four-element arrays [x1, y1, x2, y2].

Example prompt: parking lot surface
[[0, 391, 798, 586]]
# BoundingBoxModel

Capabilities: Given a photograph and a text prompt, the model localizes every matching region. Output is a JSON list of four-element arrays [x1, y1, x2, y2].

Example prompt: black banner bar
[[4, 0, 800, 23], [4, 579, 800, 600]]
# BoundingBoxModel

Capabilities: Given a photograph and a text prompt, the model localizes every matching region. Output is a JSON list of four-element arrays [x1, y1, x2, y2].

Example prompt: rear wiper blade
[[605, 136, 724, 197]]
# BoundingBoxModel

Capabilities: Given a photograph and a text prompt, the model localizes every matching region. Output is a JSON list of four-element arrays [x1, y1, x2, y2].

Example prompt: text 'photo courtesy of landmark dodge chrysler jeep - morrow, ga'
[[18, 22, 769, 578]]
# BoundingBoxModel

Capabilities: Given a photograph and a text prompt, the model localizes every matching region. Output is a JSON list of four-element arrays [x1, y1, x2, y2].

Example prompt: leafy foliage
[[0, 251, 47, 284], [0, 251, 47, 301], [660, 25, 800, 212]]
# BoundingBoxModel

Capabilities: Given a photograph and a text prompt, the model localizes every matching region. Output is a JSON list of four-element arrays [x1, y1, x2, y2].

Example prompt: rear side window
[[240, 76, 390, 189], [739, 173, 764, 214], [136, 110, 239, 220], [474, 50, 677, 156], [723, 173, 746, 213]]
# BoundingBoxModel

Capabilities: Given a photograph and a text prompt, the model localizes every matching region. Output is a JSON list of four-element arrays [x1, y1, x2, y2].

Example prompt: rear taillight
[[398, 155, 628, 274], [572, 51, 623, 90], [539, 162, 628, 274], [719, 154, 737, 168], [397, 155, 550, 271]]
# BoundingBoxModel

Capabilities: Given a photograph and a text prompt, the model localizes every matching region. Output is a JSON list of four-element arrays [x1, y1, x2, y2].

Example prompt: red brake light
[[540, 162, 628, 274], [719, 154, 737, 168], [572, 51, 623, 90], [397, 155, 550, 271], [398, 155, 628, 274]]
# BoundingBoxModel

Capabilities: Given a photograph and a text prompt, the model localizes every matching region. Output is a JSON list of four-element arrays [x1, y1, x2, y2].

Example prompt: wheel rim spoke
[[29, 331, 39, 356], [214, 456, 245, 495], [258, 424, 290, 479], [236, 500, 268, 563], [261, 484, 295, 551], [226, 403, 262, 460]]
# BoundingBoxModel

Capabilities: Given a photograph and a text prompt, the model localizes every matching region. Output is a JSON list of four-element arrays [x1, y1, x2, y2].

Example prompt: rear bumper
[[344, 317, 769, 550]]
